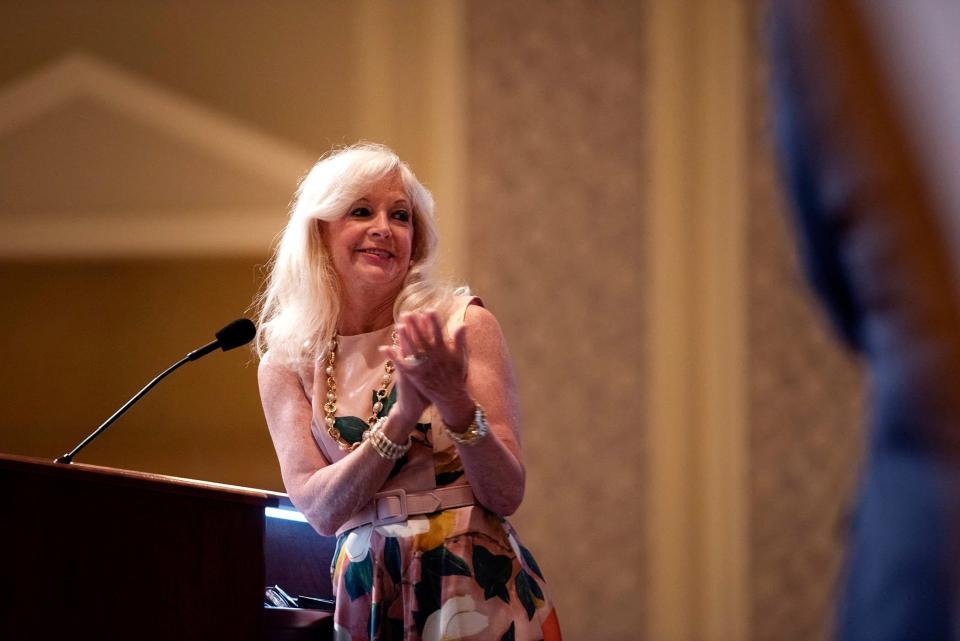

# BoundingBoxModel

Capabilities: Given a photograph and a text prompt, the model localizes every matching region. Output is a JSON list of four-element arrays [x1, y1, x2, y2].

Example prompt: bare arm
[[386, 305, 526, 515], [451, 305, 526, 515], [258, 356, 427, 535]]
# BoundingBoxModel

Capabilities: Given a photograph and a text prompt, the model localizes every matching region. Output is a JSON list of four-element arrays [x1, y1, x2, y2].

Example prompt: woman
[[255, 143, 561, 641]]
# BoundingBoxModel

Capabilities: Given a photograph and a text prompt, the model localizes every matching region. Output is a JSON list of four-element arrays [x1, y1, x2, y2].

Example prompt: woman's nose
[[368, 211, 392, 238]]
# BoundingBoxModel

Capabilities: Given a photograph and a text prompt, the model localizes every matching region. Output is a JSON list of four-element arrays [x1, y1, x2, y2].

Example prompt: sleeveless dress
[[301, 298, 561, 641]]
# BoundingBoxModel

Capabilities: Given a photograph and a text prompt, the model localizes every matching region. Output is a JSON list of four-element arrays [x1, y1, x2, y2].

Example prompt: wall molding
[[356, 0, 467, 282], [646, 2, 749, 639], [0, 52, 315, 257], [0, 208, 283, 258], [0, 52, 314, 181]]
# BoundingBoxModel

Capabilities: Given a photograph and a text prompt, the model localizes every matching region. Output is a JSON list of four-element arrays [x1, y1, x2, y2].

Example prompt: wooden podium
[[0, 453, 333, 641]]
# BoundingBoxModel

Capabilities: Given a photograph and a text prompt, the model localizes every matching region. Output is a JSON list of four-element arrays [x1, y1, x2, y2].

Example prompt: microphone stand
[[52, 318, 254, 465], [54, 355, 191, 465]]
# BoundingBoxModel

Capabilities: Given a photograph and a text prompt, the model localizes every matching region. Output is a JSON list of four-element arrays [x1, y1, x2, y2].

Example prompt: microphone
[[187, 318, 257, 361], [54, 318, 257, 465]]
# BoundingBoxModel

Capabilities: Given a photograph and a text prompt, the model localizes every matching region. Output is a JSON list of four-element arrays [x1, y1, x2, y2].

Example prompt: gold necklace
[[322, 330, 397, 451]]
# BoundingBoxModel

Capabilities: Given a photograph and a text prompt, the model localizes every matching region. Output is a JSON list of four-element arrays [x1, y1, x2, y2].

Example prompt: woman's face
[[322, 172, 415, 295]]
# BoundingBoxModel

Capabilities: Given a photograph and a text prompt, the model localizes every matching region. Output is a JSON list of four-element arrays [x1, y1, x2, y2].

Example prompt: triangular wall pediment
[[0, 53, 316, 256]]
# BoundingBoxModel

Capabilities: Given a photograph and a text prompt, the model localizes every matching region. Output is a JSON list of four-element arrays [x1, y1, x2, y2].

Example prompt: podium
[[0, 453, 334, 641]]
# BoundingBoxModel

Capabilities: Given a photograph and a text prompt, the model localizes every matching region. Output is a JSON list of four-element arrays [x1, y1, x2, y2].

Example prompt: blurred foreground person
[[770, 1, 960, 639], [255, 143, 561, 640]]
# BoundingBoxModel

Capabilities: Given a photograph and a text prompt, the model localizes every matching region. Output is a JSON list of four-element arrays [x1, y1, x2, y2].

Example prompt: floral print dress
[[302, 299, 561, 641]]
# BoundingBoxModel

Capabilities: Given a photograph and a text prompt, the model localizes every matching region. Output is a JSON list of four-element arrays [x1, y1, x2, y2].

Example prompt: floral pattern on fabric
[[433, 447, 465, 488], [330, 507, 561, 641], [333, 383, 468, 491], [315, 299, 560, 640], [334, 386, 436, 479]]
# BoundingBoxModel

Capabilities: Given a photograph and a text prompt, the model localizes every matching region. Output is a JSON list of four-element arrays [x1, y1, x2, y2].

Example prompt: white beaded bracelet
[[363, 417, 411, 460]]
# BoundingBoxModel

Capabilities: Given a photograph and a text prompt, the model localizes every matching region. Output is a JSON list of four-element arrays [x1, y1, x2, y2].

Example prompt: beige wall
[[0, 2, 866, 640], [0, 258, 279, 487], [467, 2, 648, 639]]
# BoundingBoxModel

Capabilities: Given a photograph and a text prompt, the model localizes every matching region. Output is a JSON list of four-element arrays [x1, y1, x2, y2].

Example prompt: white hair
[[254, 142, 464, 366]]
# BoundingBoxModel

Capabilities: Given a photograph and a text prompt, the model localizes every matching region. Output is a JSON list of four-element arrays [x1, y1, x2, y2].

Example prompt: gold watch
[[445, 404, 489, 446]]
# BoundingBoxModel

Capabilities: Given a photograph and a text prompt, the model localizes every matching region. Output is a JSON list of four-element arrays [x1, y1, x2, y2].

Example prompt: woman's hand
[[380, 311, 476, 428], [389, 360, 430, 428]]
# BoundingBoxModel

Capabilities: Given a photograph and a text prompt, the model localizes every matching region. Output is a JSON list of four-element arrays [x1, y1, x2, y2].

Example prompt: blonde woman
[[255, 143, 561, 641]]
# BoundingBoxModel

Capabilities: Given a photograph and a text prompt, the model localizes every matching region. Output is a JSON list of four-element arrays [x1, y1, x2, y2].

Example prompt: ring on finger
[[404, 352, 429, 366]]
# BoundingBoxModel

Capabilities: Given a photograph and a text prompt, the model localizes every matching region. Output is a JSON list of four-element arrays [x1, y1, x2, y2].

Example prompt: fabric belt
[[336, 485, 477, 537]]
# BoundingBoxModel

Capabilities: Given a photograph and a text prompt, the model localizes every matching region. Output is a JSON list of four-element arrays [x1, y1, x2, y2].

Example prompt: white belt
[[336, 485, 477, 537]]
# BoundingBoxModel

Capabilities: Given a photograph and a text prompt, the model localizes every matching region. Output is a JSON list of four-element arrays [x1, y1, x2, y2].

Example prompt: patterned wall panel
[[467, 2, 647, 640], [746, 4, 865, 641]]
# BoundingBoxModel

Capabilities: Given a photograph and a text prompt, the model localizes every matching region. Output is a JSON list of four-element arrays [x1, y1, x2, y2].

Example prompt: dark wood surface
[[0, 453, 332, 641]]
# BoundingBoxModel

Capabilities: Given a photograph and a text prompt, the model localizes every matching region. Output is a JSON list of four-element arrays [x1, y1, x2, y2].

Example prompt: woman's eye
[[393, 210, 411, 222], [350, 207, 371, 217]]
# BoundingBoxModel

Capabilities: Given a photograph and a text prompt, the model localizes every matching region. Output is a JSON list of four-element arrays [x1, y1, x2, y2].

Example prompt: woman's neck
[[337, 286, 398, 335]]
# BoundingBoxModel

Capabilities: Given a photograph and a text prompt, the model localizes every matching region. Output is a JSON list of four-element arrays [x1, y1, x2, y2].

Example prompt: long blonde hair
[[254, 142, 463, 366]]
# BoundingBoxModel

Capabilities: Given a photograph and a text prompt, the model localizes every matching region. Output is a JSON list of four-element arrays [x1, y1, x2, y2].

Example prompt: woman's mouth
[[356, 247, 394, 259]]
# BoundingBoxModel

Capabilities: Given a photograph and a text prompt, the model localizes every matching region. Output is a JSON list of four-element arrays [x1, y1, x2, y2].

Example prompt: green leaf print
[[413, 545, 472, 634], [515, 568, 543, 620], [425, 545, 472, 578], [500, 622, 516, 641], [473, 545, 512, 604], [413, 578, 439, 635], [335, 415, 369, 445], [434, 470, 465, 487], [384, 536, 402, 585], [344, 553, 374, 601], [385, 616, 404, 641], [417, 422, 433, 447], [386, 453, 409, 480], [520, 543, 545, 581]]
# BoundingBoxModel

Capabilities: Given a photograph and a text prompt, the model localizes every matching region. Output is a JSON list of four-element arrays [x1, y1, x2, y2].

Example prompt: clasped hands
[[379, 311, 475, 431]]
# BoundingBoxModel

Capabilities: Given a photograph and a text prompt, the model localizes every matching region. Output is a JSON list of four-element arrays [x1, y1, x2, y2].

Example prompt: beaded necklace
[[322, 330, 397, 451]]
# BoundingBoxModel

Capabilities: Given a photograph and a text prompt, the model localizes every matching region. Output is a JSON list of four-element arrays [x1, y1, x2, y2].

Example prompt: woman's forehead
[[356, 172, 409, 202]]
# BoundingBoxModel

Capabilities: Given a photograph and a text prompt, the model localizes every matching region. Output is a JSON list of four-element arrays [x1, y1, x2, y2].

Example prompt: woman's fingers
[[403, 312, 431, 351], [380, 345, 428, 402], [379, 344, 400, 363], [391, 313, 468, 390], [397, 322, 419, 358], [403, 310, 451, 353], [381, 345, 425, 380], [427, 311, 445, 345]]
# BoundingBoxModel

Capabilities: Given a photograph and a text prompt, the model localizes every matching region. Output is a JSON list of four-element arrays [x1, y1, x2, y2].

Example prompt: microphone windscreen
[[215, 318, 257, 351]]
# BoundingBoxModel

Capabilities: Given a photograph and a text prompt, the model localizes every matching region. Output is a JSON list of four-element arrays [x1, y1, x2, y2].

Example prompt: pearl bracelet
[[444, 404, 490, 446], [363, 417, 411, 460]]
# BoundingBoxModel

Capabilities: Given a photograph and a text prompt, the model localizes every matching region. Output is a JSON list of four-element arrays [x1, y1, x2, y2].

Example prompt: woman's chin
[[346, 266, 407, 292]]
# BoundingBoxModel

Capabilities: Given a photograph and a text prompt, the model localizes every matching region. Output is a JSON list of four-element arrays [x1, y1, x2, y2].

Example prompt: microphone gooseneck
[[54, 318, 257, 465]]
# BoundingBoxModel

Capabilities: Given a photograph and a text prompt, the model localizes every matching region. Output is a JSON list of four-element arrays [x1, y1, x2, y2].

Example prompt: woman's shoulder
[[446, 290, 487, 321], [258, 351, 314, 394], [258, 349, 296, 374], [460, 299, 511, 356], [462, 299, 496, 328]]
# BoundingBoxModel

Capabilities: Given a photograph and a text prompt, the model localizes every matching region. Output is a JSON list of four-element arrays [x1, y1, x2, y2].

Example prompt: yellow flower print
[[415, 510, 457, 551]]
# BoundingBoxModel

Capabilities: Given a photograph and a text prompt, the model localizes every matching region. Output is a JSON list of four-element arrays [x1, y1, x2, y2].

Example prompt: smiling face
[[322, 172, 414, 300]]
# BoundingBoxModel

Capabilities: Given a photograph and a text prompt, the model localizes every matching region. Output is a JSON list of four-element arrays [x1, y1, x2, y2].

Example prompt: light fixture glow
[[265, 506, 308, 523]]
